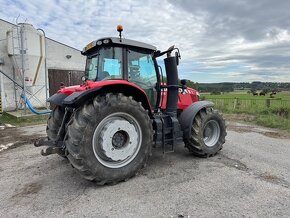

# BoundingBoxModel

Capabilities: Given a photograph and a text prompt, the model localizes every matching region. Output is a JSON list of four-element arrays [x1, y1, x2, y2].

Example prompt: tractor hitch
[[34, 138, 65, 156], [41, 146, 64, 156], [34, 107, 72, 156]]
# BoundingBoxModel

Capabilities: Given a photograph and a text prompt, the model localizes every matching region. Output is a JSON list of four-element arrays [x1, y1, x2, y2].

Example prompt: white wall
[[0, 19, 86, 111], [0, 20, 19, 111], [46, 38, 85, 71]]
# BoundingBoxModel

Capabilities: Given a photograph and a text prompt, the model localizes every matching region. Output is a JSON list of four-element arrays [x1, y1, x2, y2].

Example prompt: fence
[[204, 97, 290, 113]]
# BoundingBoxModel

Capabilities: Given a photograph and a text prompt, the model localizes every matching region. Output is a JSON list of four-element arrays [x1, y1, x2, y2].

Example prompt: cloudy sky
[[1, 0, 290, 83]]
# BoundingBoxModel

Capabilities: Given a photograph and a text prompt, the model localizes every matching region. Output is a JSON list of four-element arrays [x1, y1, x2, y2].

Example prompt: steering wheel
[[130, 79, 152, 89], [99, 71, 110, 80]]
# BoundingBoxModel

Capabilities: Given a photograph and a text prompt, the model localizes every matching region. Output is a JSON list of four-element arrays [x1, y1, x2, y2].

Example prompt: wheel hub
[[112, 130, 129, 149], [203, 120, 221, 147], [92, 113, 142, 168]]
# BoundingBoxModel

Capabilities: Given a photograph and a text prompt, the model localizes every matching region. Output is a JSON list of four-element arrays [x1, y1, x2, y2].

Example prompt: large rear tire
[[46, 106, 66, 157], [65, 93, 153, 185], [184, 108, 226, 157]]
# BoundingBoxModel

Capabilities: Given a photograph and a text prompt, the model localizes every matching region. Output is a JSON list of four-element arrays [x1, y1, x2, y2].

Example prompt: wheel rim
[[203, 120, 220, 147], [92, 112, 142, 168]]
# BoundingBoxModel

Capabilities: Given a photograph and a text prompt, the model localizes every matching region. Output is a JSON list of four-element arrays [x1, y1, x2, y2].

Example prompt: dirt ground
[[0, 125, 45, 152], [0, 121, 290, 217]]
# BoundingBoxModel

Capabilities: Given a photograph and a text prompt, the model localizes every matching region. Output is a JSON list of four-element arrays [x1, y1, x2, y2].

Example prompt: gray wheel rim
[[92, 112, 142, 168], [203, 120, 220, 147]]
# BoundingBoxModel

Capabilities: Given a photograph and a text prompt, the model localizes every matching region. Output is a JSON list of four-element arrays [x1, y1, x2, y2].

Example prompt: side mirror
[[60, 82, 65, 88], [175, 51, 179, 66], [181, 79, 187, 86], [81, 76, 87, 82]]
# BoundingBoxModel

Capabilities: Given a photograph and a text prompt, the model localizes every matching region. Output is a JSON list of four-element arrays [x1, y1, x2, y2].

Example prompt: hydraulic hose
[[21, 94, 51, 115]]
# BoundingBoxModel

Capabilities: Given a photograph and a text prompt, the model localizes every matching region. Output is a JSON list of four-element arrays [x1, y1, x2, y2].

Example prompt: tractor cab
[[82, 36, 158, 108]]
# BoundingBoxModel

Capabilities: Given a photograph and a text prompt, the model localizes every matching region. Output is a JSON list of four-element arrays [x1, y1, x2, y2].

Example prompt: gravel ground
[[0, 122, 290, 218]]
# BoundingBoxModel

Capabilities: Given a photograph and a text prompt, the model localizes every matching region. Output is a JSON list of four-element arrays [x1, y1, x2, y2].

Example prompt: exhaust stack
[[164, 56, 179, 116]]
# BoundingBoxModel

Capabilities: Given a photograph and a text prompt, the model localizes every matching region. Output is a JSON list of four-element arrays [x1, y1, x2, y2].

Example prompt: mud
[[0, 127, 45, 153], [227, 122, 290, 139], [214, 154, 249, 171], [11, 182, 42, 198], [212, 154, 290, 189]]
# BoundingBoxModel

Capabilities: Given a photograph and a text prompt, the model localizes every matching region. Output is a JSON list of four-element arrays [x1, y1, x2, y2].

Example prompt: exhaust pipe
[[164, 56, 179, 116]]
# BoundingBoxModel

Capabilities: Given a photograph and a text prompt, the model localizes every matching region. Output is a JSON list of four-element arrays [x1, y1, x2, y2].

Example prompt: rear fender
[[179, 101, 214, 140], [47, 84, 153, 116], [47, 93, 67, 106]]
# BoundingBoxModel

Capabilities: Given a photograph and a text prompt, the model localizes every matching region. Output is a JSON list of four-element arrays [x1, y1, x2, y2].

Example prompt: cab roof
[[82, 37, 157, 55]]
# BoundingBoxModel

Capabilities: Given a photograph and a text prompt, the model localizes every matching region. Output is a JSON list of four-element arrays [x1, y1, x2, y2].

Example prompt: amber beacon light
[[117, 25, 123, 32], [117, 25, 123, 41]]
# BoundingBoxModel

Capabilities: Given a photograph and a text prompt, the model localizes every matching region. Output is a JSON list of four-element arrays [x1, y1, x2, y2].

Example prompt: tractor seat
[[129, 65, 140, 79], [98, 71, 110, 80]]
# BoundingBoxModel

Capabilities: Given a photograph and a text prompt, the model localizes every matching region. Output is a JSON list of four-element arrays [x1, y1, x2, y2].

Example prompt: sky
[[1, 0, 290, 83]]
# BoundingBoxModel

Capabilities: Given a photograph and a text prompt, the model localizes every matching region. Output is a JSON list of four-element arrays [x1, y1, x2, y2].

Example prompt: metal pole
[[12, 67, 18, 111], [20, 24, 27, 114], [37, 28, 48, 109], [0, 69, 24, 89]]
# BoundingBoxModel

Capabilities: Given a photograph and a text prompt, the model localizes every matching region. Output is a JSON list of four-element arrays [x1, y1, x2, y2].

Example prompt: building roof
[[0, 18, 81, 52]]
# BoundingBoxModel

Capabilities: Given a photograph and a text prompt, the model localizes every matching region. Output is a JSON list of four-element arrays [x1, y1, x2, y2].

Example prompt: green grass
[[202, 91, 290, 100], [256, 114, 290, 130], [0, 113, 48, 127], [202, 91, 290, 131]]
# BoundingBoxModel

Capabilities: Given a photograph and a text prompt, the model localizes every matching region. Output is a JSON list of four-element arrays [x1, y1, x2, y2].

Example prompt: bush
[[210, 91, 221, 95]]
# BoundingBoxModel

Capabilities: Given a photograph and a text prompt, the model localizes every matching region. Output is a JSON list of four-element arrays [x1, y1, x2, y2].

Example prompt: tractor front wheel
[[65, 93, 153, 184], [184, 108, 226, 157]]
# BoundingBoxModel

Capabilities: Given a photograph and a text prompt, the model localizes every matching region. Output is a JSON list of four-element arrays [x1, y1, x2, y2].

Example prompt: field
[[202, 91, 290, 131]]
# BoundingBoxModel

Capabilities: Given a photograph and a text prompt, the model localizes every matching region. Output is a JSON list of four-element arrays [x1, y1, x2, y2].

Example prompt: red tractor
[[35, 26, 226, 185]]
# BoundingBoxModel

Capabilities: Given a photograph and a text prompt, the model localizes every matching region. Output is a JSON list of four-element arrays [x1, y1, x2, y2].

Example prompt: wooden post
[[266, 99, 270, 108], [234, 98, 237, 109]]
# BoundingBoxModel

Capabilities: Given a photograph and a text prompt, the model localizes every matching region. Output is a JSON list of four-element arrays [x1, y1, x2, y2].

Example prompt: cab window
[[127, 49, 157, 88], [85, 47, 123, 81]]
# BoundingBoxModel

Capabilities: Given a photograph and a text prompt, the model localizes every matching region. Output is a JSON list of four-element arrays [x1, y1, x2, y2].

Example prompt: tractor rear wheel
[[184, 108, 226, 157], [46, 106, 66, 157], [65, 93, 153, 184]]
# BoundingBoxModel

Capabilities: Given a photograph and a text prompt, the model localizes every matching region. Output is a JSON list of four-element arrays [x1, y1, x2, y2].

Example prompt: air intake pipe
[[164, 56, 179, 117]]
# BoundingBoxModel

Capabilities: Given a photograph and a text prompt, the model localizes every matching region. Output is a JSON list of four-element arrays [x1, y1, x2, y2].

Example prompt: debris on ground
[[0, 124, 46, 153], [0, 123, 16, 130]]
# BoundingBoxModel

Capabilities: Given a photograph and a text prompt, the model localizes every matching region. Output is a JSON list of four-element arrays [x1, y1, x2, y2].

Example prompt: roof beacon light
[[117, 25, 123, 42]]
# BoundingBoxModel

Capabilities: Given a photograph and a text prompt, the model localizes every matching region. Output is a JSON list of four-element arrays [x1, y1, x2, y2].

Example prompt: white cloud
[[1, 0, 290, 83]]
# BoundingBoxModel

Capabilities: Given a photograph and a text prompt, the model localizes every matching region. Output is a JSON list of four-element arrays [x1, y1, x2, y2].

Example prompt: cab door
[[127, 48, 157, 109]]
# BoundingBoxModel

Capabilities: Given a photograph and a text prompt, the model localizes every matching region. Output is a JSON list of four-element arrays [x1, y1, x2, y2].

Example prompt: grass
[[0, 113, 48, 127], [202, 91, 290, 131], [202, 91, 290, 100], [256, 114, 290, 130]]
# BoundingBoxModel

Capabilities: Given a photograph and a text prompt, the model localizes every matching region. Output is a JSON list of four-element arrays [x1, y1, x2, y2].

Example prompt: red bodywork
[[160, 87, 199, 110], [58, 80, 146, 95], [58, 80, 199, 112]]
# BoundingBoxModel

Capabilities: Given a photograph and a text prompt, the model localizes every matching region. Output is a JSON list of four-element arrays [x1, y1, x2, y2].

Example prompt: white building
[[0, 19, 86, 112]]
